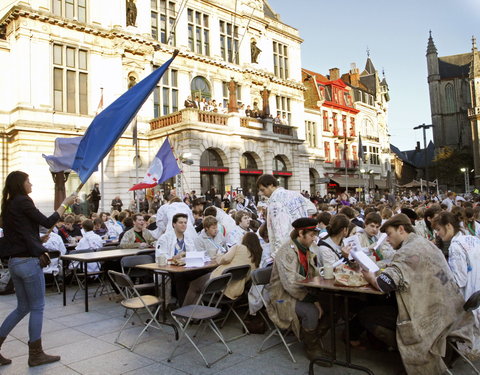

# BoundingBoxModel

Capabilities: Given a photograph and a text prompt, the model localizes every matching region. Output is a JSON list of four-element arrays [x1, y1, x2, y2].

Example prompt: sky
[[269, 0, 479, 151]]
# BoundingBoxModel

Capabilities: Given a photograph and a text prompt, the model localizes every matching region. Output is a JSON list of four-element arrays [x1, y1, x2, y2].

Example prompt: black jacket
[[2, 195, 60, 257]]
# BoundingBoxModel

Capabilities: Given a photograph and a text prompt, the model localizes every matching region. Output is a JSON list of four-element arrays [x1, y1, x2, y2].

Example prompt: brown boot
[[28, 339, 60, 367], [301, 327, 332, 366], [0, 337, 11, 365]]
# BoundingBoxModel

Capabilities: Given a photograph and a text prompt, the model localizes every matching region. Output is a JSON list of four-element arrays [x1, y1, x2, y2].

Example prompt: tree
[[432, 146, 473, 191]]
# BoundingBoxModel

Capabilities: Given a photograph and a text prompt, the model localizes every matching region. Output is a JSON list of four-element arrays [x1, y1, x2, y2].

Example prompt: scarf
[[293, 239, 309, 277]]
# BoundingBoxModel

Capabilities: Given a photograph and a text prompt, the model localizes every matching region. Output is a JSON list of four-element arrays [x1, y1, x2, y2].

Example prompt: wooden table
[[297, 276, 384, 375], [61, 248, 154, 312], [135, 261, 218, 339]]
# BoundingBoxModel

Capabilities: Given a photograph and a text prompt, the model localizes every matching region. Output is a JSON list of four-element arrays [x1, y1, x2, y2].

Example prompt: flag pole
[[98, 87, 105, 213]]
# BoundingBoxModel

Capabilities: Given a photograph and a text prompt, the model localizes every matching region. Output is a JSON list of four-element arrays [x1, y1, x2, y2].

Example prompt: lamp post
[[460, 168, 468, 194], [413, 123, 433, 188]]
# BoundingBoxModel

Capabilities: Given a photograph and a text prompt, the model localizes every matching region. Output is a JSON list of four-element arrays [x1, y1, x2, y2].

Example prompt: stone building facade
[[301, 57, 391, 195], [426, 32, 480, 186], [0, 0, 308, 211]]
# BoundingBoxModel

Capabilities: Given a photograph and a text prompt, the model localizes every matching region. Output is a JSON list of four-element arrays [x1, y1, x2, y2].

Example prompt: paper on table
[[373, 233, 388, 251], [185, 251, 205, 268], [350, 250, 380, 272]]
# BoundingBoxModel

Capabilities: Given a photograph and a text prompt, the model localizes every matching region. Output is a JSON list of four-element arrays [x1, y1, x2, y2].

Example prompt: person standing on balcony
[[184, 96, 196, 109]]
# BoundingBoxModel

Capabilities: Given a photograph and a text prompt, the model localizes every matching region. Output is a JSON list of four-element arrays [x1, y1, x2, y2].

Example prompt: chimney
[[329, 68, 340, 80], [349, 63, 360, 86], [416, 141, 420, 151]]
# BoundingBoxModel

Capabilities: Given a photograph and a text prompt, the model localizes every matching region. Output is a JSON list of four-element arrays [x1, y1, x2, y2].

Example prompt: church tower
[[468, 36, 480, 187], [426, 31, 442, 150]]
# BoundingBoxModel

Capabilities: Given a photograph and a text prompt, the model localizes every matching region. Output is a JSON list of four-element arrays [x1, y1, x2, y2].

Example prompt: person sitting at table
[[183, 231, 262, 306], [74, 219, 102, 273], [356, 212, 394, 267], [361, 214, 472, 375], [57, 215, 82, 244], [120, 214, 156, 248], [432, 211, 480, 356], [155, 213, 196, 258], [195, 216, 227, 258], [156, 213, 200, 305], [266, 217, 331, 362], [153, 196, 196, 239], [203, 206, 236, 236], [101, 212, 122, 239], [316, 214, 351, 267], [93, 217, 108, 239], [226, 210, 252, 248], [118, 216, 133, 243]]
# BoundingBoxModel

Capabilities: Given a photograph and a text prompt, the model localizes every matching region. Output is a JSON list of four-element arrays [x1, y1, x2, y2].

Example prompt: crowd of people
[[183, 95, 290, 124], [2, 168, 480, 373]]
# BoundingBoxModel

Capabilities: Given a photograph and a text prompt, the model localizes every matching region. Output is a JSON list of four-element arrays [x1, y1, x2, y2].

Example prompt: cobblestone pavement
[[0, 286, 478, 375]]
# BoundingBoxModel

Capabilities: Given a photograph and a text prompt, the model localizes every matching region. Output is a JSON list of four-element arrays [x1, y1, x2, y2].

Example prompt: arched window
[[273, 156, 287, 171], [200, 148, 223, 167], [445, 83, 456, 113], [240, 153, 257, 170], [191, 76, 211, 100]]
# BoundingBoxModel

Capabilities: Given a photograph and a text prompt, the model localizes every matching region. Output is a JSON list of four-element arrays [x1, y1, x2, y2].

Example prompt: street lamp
[[460, 168, 468, 194], [360, 169, 373, 202]]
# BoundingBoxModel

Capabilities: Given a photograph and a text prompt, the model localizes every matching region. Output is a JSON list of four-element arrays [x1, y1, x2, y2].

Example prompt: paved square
[[0, 287, 477, 375]]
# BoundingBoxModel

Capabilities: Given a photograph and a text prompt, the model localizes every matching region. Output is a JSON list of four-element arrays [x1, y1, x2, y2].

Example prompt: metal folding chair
[[168, 273, 233, 368], [216, 265, 252, 341], [120, 254, 155, 294], [44, 250, 62, 294], [68, 249, 108, 302], [108, 270, 163, 351], [251, 266, 297, 363], [448, 290, 480, 374]]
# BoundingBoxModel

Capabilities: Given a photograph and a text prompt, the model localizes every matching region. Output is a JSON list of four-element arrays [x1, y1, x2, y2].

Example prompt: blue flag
[[72, 50, 179, 183], [129, 137, 181, 191]]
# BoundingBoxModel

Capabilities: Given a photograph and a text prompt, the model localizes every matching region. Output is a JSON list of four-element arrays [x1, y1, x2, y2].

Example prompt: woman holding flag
[[0, 171, 76, 367]]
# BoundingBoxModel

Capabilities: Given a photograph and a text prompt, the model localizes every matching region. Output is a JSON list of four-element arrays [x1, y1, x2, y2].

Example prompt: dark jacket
[[2, 195, 60, 257]]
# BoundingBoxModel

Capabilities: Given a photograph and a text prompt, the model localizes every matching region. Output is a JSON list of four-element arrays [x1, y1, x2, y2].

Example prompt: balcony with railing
[[150, 108, 297, 139]]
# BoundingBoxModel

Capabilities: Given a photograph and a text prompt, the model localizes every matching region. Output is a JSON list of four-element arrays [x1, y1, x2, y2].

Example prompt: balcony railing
[[273, 123, 293, 136], [150, 108, 295, 138], [198, 111, 228, 126], [151, 112, 183, 130]]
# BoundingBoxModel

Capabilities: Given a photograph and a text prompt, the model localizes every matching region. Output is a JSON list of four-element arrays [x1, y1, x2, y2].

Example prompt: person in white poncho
[[433, 211, 480, 358], [74, 219, 102, 273], [153, 196, 196, 239], [256, 174, 316, 259]]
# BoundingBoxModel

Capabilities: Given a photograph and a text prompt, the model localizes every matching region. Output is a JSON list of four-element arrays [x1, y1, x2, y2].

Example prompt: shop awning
[[330, 177, 365, 188]]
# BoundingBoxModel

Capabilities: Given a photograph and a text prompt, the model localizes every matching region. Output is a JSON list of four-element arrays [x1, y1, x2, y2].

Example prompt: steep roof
[[364, 58, 376, 75], [391, 141, 435, 168], [438, 53, 472, 79], [263, 1, 278, 20]]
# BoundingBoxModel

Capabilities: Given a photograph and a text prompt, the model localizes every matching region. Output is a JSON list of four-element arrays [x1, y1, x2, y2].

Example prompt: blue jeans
[[0, 257, 45, 342]]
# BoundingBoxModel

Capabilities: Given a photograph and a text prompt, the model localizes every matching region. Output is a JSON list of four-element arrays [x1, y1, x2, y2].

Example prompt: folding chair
[[448, 290, 480, 374], [108, 270, 162, 351], [251, 266, 297, 363], [215, 265, 252, 341], [120, 254, 155, 294], [68, 249, 108, 302], [168, 273, 233, 368], [44, 250, 62, 294]]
